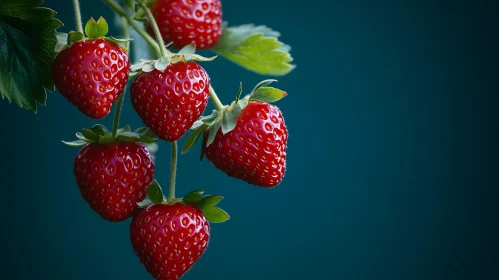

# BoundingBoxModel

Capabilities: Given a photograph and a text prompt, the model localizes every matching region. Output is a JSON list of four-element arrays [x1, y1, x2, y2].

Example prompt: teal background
[[1, 0, 498, 279]]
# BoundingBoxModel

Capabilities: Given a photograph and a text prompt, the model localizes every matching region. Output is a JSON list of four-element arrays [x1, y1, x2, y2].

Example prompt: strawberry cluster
[[53, 1, 289, 279]]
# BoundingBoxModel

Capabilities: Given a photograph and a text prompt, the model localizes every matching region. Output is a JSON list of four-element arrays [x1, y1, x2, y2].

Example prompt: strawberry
[[130, 61, 210, 141], [204, 101, 288, 187], [147, 0, 223, 50], [52, 17, 130, 119], [130, 203, 210, 280], [74, 141, 155, 221]]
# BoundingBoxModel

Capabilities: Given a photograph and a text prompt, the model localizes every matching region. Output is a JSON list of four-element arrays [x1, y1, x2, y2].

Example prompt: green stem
[[137, 1, 168, 57], [111, 15, 131, 137], [168, 141, 178, 200], [72, 0, 83, 33], [102, 0, 161, 57], [209, 85, 225, 111]]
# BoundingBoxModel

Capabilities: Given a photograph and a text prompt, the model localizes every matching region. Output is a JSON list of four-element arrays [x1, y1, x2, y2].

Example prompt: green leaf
[[117, 125, 132, 134], [221, 110, 236, 134], [116, 132, 141, 142], [198, 195, 224, 207], [91, 124, 109, 136], [251, 79, 277, 93], [137, 197, 153, 208], [82, 128, 99, 142], [178, 44, 196, 55], [211, 23, 295, 76], [182, 125, 206, 154], [67, 31, 84, 45], [62, 139, 88, 147], [249, 87, 287, 103], [147, 180, 164, 204], [98, 134, 114, 144], [154, 57, 170, 71], [84, 16, 109, 38], [56, 32, 68, 51], [106, 36, 133, 44], [201, 206, 230, 223], [0, 0, 63, 112], [235, 82, 243, 103], [138, 135, 157, 144], [135, 127, 156, 138], [206, 115, 222, 147], [234, 99, 248, 117], [183, 190, 204, 203]]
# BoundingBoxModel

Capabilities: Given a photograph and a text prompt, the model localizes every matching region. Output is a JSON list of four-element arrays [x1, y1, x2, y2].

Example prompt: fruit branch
[[137, 0, 169, 57], [209, 85, 225, 111], [72, 0, 83, 33], [168, 141, 178, 201], [111, 17, 130, 137], [102, 0, 161, 57]]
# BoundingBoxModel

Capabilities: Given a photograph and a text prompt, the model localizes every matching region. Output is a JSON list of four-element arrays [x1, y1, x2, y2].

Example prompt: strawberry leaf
[[198, 195, 224, 207], [147, 180, 164, 204], [0, 0, 62, 113], [183, 190, 204, 203], [91, 124, 110, 136], [251, 79, 278, 93], [201, 206, 230, 223], [182, 125, 206, 154], [116, 132, 141, 142], [68, 31, 84, 45], [62, 140, 88, 147], [84, 16, 109, 39], [221, 110, 236, 134], [82, 128, 99, 142], [211, 23, 295, 76], [206, 115, 222, 147], [249, 87, 287, 103]]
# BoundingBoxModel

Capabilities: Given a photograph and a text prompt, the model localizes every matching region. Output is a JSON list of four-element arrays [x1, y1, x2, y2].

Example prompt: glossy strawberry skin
[[147, 0, 222, 50], [74, 142, 154, 222], [130, 62, 210, 141], [130, 203, 210, 280], [205, 101, 288, 187], [52, 39, 130, 119]]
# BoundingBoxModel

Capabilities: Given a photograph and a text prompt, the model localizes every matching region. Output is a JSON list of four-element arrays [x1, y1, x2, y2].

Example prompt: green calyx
[[181, 80, 287, 155], [138, 183, 230, 223], [61, 17, 132, 49], [130, 44, 216, 76], [62, 124, 158, 146]]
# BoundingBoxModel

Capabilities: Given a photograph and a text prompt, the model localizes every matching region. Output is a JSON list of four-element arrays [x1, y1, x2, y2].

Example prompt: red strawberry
[[74, 142, 154, 221], [130, 61, 210, 141], [205, 101, 288, 187], [52, 38, 130, 119], [130, 203, 210, 280], [147, 0, 222, 50]]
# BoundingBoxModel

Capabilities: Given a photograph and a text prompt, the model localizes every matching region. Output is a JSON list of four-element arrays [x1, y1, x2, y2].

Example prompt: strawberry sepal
[[62, 124, 158, 146]]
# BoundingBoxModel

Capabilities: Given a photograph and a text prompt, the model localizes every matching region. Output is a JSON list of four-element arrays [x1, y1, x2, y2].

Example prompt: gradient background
[[1, 0, 498, 279]]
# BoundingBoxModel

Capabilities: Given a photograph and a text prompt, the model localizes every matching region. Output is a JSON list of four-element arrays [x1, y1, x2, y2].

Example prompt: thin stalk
[[137, 0, 168, 57], [111, 15, 131, 137], [209, 85, 225, 111], [168, 141, 178, 200], [72, 0, 83, 33], [102, 0, 161, 57]]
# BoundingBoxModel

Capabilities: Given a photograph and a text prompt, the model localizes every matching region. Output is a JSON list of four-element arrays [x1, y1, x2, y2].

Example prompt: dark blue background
[[1, 0, 498, 279]]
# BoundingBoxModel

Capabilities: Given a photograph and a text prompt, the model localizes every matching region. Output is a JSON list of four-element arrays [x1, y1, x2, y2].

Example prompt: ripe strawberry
[[52, 38, 130, 119], [147, 0, 223, 50], [130, 61, 210, 141], [74, 142, 154, 221], [204, 101, 288, 187], [130, 203, 210, 280]]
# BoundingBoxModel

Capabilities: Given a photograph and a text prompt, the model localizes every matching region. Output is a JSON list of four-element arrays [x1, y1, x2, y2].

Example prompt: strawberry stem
[[168, 141, 178, 200], [72, 0, 83, 33], [137, 0, 169, 58], [111, 18, 130, 138], [102, 0, 162, 57], [209, 85, 225, 111]]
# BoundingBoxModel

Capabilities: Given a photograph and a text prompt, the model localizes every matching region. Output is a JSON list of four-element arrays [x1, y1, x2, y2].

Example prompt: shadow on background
[[1, 0, 498, 279]]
